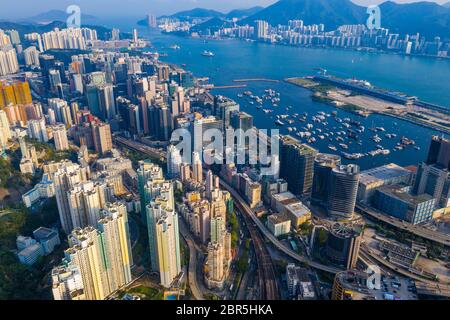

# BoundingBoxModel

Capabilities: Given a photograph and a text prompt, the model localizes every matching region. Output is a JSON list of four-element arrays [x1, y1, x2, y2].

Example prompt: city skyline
[[0, 0, 449, 305]]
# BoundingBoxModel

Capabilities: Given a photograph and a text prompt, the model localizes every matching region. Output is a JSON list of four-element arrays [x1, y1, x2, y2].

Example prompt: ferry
[[201, 50, 215, 57]]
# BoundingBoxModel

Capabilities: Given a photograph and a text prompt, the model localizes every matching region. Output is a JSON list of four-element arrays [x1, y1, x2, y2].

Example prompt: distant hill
[[0, 20, 112, 40], [190, 17, 234, 34], [378, 1, 450, 39], [18, 10, 98, 25], [240, 0, 365, 30], [161, 8, 225, 20], [443, 2, 450, 9], [226, 6, 264, 19], [240, 0, 450, 39]]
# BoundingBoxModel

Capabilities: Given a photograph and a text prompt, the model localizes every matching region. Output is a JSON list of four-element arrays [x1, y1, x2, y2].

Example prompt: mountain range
[[16, 10, 99, 25], [241, 0, 450, 39], [153, 0, 450, 40]]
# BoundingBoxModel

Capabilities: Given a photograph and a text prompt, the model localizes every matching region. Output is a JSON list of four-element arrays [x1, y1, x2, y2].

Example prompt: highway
[[218, 179, 343, 275], [114, 136, 167, 160], [356, 204, 450, 247], [179, 220, 205, 300]]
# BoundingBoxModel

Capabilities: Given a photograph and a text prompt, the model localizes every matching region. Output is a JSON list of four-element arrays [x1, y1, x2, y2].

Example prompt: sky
[[0, 0, 447, 20]]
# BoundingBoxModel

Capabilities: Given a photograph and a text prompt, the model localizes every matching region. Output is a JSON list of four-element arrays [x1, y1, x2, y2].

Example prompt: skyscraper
[[192, 151, 203, 183], [52, 123, 69, 151], [52, 202, 132, 300], [311, 154, 341, 206], [53, 161, 89, 233], [92, 122, 112, 154], [327, 164, 360, 218], [154, 206, 181, 288], [167, 144, 182, 179], [279, 135, 318, 196]]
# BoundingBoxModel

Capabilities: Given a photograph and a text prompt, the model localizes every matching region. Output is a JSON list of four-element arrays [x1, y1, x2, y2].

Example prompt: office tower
[[23, 46, 40, 67], [190, 116, 223, 151], [230, 111, 253, 132], [97, 84, 116, 120], [27, 118, 48, 142], [255, 20, 269, 39], [0, 110, 11, 148], [325, 222, 362, 269], [51, 264, 85, 300], [0, 46, 19, 76], [425, 135, 450, 170], [413, 163, 449, 208], [213, 95, 240, 129], [53, 161, 89, 233], [327, 164, 360, 218], [92, 122, 112, 154], [192, 151, 203, 183], [52, 123, 69, 151], [133, 29, 138, 43], [279, 135, 318, 196], [373, 184, 436, 224], [86, 85, 101, 117], [158, 105, 172, 141], [311, 154, 342, 205], [167, 144, 182, 179], [154, 208, 181, 288]]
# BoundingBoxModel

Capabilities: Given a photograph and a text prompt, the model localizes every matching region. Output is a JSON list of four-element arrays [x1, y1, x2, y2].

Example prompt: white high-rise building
[[68, 180, 110, 229], [53, 202, 133, 300], [153, 201, 181, 288], [0, 46, 19, 76], [23, 46, 40, 67], [27, 118, 48, 142], [51, 264, 85, 300], [0, 110, 11, 148], [167, 144, 182, 178], [52, 123, 69, 151], [53, 161, 89, 233]]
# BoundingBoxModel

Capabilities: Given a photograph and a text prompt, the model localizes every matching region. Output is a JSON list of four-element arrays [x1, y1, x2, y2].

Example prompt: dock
[[233, 78, 280, 83]]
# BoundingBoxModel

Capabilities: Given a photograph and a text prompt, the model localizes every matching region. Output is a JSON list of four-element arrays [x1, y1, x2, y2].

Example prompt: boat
[[169, 45, 180, 50], [201, 50, 215, 57], [275, 120, 285, 126], [328, 145, 338, 151]]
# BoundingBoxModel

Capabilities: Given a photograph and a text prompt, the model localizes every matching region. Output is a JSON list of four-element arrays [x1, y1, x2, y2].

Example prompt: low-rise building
[[266, 213, 291, 237], [33, 227, 60, 254]]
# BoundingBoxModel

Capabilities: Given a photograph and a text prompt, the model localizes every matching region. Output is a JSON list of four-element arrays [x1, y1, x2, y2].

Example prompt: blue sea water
[[139, 28, 450, 170]]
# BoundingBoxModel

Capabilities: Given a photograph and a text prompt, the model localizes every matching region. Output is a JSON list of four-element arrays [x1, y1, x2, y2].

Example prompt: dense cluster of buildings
[[161, 17, 450, 58]]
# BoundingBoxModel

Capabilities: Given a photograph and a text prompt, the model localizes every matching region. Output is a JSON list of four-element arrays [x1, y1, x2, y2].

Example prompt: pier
[[233, 78, 280, 83]]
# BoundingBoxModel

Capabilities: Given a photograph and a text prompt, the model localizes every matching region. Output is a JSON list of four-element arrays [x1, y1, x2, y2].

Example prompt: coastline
[[285, 77, 450, 135]]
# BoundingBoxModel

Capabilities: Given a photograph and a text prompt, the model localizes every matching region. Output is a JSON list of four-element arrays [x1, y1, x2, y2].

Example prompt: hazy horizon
[[0, 0, 447, 20]]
